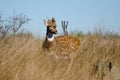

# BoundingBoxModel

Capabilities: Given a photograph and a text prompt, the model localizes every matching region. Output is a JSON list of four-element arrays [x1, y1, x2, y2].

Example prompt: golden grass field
[[0, 33, 120, 80]]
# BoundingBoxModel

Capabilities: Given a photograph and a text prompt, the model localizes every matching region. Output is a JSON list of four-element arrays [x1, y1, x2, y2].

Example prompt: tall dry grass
[[0, 33, 120, 80]]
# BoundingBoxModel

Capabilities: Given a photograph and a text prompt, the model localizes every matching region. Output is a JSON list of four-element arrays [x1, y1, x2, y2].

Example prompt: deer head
[[44, 17, 57, 34]]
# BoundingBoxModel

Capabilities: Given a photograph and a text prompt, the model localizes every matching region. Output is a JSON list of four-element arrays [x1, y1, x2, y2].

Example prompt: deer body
[[55, 35, 80, 56], [43, 35, 80, 57], [42, 17, 80, 74]]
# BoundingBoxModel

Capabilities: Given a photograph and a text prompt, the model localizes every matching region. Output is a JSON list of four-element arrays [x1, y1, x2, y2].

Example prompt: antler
[[61, 20, 68, 35]]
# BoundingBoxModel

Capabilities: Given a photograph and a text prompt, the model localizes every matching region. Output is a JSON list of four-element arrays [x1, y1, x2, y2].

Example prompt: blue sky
[[0, 0, 120, 36]]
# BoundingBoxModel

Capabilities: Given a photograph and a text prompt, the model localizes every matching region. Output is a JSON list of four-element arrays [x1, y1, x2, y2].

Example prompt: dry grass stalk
[[0, 31, 120, 80]]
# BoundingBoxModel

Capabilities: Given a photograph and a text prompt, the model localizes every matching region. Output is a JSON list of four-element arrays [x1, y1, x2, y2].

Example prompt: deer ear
[[43, 19, 48, 26], [52, 17, 55, 22]]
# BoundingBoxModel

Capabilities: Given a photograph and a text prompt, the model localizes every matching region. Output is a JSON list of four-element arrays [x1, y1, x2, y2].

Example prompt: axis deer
[[42, 17, 80, 74]]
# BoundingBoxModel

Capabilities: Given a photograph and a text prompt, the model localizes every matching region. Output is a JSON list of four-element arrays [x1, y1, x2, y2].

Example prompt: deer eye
[[53, 26, 56, 28]]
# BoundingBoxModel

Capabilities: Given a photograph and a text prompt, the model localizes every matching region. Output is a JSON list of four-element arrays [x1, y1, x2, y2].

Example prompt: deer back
[[55, 35, 80, 55]]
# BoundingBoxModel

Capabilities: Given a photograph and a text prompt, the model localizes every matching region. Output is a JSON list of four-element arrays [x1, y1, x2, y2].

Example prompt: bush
[[0, 13, 30, 38]]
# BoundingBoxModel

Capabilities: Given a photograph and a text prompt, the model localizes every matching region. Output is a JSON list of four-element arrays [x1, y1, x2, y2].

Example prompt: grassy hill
[[0, 33, 120, 80]]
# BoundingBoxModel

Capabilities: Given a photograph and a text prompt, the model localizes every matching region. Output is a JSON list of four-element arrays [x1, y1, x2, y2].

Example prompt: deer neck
[[42, 30, 55, 50], [42, 31, 54, 51], [46, 28, 55, 42], [47, 32, 54, 42]]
